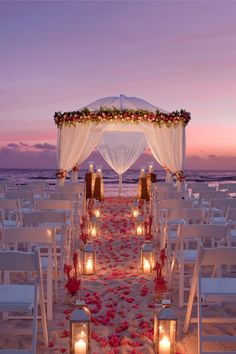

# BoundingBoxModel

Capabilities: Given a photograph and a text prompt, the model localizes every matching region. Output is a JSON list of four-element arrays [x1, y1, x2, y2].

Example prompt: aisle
[[49, 197, 155, 354], [81, 197, 155, 353]]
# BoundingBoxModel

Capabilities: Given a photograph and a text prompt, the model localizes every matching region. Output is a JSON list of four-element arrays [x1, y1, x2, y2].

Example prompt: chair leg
[[183, 274, 198, 333], [179, 262, 184, 308], [32, 284, 39, 354], [39, 282, 48, 347], [197, 277, 203, 354]]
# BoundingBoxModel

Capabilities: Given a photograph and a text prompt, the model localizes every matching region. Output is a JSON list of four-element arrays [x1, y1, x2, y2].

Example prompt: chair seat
[[230, 229, 236, 238], [168, 230, 177, 239], [168, 218, 185, 226], [201, 278, 236, 296], [0, 284, 35, 312], [180, 250, 197, 262], [3, 221, 19, 228], [209, 217, 226, 224]]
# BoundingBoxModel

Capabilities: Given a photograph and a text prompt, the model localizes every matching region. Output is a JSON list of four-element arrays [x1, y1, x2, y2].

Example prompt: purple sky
[[1, 1, 236, 169]]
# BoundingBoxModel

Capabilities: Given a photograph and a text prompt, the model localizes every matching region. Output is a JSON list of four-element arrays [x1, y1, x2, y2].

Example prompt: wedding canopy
[[54, 95, 191, 193]]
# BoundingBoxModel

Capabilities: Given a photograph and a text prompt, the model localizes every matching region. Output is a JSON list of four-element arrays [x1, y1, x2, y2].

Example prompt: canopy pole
[[118, 174, 123, 196]]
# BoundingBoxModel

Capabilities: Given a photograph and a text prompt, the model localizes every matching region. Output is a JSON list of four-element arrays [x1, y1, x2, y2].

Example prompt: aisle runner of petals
[[49, 197, 156, 354]]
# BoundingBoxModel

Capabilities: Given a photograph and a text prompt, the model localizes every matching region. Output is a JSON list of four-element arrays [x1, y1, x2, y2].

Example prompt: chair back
[[55, 183, 84, 194], [1, 226, 56, 249], [156, 191, 182, 200], [167, 207, 205, 224], [0, 249, 41, 273], [23, 210, 67, 227], [159, 198, 192, 209], [0, 198, 22, 226]]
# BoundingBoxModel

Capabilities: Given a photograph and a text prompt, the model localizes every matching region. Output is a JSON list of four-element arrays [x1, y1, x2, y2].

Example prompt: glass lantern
[[135, 215, 145, 236], [154, 300, 177, 354], [83, 241, 96, 275], [131, 200, 139, 219], [89, 215, 98, 238], [141, 240, 154, 274], [93, 201, 101, 219], [70, 300, 90, 354]]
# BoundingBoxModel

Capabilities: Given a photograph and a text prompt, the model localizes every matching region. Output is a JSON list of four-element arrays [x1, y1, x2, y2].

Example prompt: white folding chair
[[155, 199, 193, 247], [169, 224, 229, 308], [0, 250, 48, 352], [35, 199, 74, 251], [23, 211, 69, 281], [0, 199, 22, 227], [163, 207, 206, 258], [207, 198, 236, 224], [1, 226, 57, 321], [5, 190, 35, 212], [198, 190, 228, 208], [184, 246, 236, 354]]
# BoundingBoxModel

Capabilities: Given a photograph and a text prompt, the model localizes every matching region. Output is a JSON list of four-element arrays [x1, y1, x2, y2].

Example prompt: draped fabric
[[57, 121, 186, 192], [97, 131, 146, 194], [145, 125, 185, 173], [57, 123, 104, 172]]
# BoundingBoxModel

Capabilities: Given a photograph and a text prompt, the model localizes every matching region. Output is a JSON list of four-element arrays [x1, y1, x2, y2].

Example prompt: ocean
[[1, 169, 236, 196]]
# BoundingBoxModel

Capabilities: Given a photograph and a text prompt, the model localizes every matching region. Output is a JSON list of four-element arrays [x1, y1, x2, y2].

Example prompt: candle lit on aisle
[[159, 336, 171, 354], [143, 258, 151, 273], [132, 209, 138, 218], [89, 163, 94, 173], [136, 225, 143, 236], [91, 227, 97, 237], [86, 258, 93, 274], [75, 338, 87, 354], [94, 209, 100, 218]]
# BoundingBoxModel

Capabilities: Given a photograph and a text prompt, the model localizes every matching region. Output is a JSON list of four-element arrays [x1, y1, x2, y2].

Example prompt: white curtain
[[57, 123, 104, 172], [145, 125, 185, 173], [97, 131, 146, 195]]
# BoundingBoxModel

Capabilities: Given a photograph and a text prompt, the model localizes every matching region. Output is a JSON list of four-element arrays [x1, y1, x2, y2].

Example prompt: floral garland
[[56, 169, 67, 179], [175, 170, 185, 182], [72, 164, 79, 172], [54, 108, 191, 128]]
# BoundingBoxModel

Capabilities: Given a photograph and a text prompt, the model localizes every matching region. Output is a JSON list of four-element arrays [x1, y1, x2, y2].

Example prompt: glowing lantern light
[[154, 300, 177, 354], [141, 240, 154, 274], [70, 300, 90, 353], [83, 241, 96, 275]]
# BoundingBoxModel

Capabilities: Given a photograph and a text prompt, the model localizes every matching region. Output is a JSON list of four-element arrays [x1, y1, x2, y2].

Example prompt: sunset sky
[[0, 1, 236, 170]]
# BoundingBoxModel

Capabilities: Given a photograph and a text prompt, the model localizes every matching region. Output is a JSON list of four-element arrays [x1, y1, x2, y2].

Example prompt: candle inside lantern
[[75, 338, 87, 354], [91, 227, 97, 237], [94, 209, 100, 218], [86, 258, 93, 274], [97, 168, 101, 176], [136, 225, 143, 236], [89, 163, 93, 173], [159, 336, 171, 354], [140, 168, 145, 177], [143, 258, 151, 273], [132, 209, 139, 218]]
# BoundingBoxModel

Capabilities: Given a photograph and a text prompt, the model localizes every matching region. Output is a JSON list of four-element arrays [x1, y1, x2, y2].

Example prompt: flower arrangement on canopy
[[54, 108, 191, 128]]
